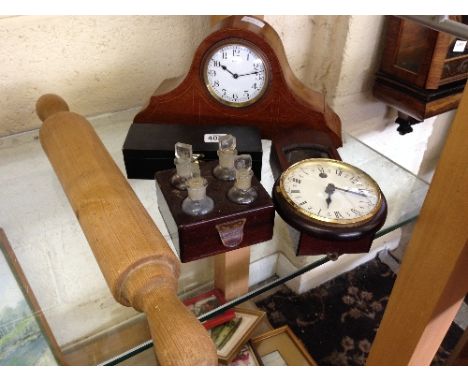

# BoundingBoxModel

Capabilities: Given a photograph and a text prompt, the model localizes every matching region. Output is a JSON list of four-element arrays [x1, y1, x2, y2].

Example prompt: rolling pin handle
[[36, 93, 70, 121]]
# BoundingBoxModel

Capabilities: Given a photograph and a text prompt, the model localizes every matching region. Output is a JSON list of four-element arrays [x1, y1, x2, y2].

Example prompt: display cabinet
[[0, 107, 430, 365], [373, 16, 468, 134]]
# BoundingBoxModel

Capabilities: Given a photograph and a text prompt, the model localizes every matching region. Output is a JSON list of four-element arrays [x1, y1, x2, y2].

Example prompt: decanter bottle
[[227, 154, 258, 204], [213, 134, 237, 181], [181, 176, 214, 216]]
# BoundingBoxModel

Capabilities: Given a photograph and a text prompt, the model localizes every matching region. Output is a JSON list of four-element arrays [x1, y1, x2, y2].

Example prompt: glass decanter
[[227, 154, 258, 204], [213, 134, 237, 181]]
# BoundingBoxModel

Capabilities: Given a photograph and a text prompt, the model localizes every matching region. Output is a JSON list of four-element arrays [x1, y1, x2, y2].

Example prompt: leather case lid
[[122, 123, 263, 180], [123, 123, 262, 159]]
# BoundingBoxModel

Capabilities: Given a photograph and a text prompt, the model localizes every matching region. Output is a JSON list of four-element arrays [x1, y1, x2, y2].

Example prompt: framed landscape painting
[[0, 229, 63, 365]]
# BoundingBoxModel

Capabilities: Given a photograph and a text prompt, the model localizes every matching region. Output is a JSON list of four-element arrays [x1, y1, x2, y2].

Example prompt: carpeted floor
[[255, 255, 463, 366]]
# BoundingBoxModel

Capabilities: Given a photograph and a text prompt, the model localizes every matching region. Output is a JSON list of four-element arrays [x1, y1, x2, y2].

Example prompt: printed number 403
[[204, 134, 227, 143]]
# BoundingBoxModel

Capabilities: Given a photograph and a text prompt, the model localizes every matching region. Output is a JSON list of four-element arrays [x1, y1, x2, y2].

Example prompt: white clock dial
[[204, 43, 268, 107], [279, 159, 382, 225]]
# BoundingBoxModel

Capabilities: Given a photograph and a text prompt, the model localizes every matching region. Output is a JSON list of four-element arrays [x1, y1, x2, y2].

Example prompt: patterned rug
[[255, 255, 463, 366]]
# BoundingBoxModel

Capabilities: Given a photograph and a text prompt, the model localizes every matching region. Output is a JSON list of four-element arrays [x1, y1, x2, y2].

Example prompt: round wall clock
[[203, 41, 270, 107], [272, 158, 387, 258]]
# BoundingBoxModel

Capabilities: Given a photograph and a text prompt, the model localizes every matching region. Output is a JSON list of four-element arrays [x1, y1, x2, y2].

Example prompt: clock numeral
[[290, 190, 300, 194], [318, 166, 328, 179], [253, 62, 261, 71], [212, 60, 221, 67], [336, 169, 343, 176], [222, 89, 227, 97], [243, 90, 250, 100], [256, 73, 264, 81], [349, 176, 359, 184], [299, 201, 307, 206], [213, 80, 220, 87], [233, 48, 241, 57], [251, 83, 258, 90], [232, 94, 239, 101], [292, 178, 301, 184], [222, 51, 228, 59], [350, 208, 360, 215], [334, 211, 344, 219], [207, 69, 216, 77]]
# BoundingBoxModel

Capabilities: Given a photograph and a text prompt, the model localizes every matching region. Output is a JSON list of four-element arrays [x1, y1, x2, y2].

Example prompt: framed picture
[[228, 342, 262, 366], [0, 229, 65, 365], [251, 325, 317, 366], [209, 307, 265, 364], [183, 289, 235, 329]]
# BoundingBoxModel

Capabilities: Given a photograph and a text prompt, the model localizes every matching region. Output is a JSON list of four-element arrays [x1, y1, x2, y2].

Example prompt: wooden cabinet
[[373, 16, 468, 134]]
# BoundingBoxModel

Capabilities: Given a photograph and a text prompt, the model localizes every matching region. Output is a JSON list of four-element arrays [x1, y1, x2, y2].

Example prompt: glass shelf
[[0, 108, 429, 365]]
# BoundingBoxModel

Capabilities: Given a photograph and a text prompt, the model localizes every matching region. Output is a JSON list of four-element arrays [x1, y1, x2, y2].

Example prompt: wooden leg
[[366, 88, 468, 365], [214, 247, 251, 300]]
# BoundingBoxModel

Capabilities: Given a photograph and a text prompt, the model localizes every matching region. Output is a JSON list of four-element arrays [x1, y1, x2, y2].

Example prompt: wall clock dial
[[279, 159, 382, 226], [203, 42, 269, 107], [273, 158, 387, 257]]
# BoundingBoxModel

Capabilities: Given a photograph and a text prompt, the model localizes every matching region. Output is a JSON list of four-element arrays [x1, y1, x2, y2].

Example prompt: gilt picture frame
[[251, 325, 317, 366]]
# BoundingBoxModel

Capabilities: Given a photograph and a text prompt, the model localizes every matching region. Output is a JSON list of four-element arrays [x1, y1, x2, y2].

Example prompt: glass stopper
[[171, 142, 193, 190], [234, 154, 252, 172], [175, 142, 192, 160], [213, 134, 237, 181], [219, 134, 236, 151]]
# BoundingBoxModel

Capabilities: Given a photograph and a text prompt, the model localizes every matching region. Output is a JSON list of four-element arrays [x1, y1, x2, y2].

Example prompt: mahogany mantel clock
[[133, 15, 341, 145], [132, 15, 387, 258]]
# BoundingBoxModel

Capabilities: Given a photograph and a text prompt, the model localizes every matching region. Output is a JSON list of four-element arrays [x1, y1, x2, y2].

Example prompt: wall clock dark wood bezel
[[272, 158, 387, 258], [269, 128, 387, 258]]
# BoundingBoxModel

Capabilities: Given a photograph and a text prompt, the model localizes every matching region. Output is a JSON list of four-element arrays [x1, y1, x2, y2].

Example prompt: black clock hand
[[237, 70, 264, 77], [333, 185, 368, 198], [221, 65, 238, 79], [325, 183, 335, 208]]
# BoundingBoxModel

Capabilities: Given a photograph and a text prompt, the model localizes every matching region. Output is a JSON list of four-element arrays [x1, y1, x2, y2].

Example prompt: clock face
[[278, 159, 382, 226], [203, 42, 269, 107]]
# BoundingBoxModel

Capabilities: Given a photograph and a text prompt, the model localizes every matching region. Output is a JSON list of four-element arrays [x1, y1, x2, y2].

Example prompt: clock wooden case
[[269, 128, 386, 258], [133, 15, 342, 146], [373, 16, 468, 134]]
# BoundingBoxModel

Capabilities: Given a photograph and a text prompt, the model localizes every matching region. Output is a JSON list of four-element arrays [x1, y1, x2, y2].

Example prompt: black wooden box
[[123, 123, 263, 180], [155, 161, 274, 263]]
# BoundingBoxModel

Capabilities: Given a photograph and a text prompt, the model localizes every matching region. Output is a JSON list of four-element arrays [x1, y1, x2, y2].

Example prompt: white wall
[[329, 16, 453, 179], [0, 16, 211, 137]]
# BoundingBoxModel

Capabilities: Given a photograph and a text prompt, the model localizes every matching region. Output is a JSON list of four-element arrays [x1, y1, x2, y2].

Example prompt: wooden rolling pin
[[37, 94, 217, 366]]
